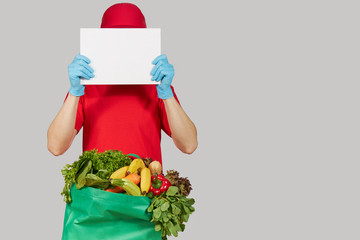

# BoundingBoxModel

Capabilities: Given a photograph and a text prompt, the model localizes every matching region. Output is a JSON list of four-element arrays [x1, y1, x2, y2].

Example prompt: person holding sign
[[47, 3, 198, 164]]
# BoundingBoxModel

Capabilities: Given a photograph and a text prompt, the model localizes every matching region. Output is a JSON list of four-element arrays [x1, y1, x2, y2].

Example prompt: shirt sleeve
[[158, 86, 181, 137], [64, 92, 84, 133]]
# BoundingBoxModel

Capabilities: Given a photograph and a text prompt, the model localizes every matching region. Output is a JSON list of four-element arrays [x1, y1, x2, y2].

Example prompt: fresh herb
[[147, 186, 195, 239], [61, 149, 132, 203], [92, 150, 132, 178], [165, 170, 192, 196], [61, 163, 78, 203]]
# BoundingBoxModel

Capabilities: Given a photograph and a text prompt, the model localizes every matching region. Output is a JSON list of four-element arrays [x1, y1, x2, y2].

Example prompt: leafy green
[[165, 186, 178, 196], [75, 159, 92, 189], [165, 170, 192, 196], [61, 163, 77, 203], [155, 224, 162, 232], [91, 150, 132, 178], [61, 149, 132, 203], [160, 202, 170, 211], [85, 174, 110, 189], [147, 188, 195, 240], [153, 208, 162, 219]]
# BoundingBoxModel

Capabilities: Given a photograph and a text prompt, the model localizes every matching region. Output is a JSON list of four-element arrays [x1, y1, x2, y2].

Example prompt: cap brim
[[101, 25, 145, 28]]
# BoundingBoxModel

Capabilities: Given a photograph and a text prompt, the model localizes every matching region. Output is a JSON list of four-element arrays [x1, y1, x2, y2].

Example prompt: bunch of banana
[[109, 158, 152, 196]]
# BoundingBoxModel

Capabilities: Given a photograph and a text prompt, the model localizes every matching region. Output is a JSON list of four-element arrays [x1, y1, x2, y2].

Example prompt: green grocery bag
[[62, 184, 161, 240]]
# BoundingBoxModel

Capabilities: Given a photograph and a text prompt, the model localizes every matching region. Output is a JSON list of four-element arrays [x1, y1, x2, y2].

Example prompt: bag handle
[[128, 153, 141, 160]]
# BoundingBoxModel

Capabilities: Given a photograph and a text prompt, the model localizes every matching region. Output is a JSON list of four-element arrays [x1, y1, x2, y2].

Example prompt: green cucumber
[[111, 179, 141, 196]]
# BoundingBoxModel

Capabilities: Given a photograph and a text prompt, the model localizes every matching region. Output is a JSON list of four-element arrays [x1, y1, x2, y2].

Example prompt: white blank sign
[[80, 28, 161, 85]]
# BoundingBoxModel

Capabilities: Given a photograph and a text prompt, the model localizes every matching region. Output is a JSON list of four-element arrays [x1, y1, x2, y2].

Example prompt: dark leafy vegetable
[[165, 170, 192, 196], [61, 149, 132, 203], [147, 186, 195, 239], [75, 159, 92, 189], [85, 174, 110, 189]]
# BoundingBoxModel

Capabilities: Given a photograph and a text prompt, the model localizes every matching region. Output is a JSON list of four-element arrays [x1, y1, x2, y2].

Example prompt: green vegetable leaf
[[75, 160, 92, 189], [96, 169, 109, 179], [167, 197, 176, 203], [183, 205, 191, 214], [161, 228, 166, 238], [146, 192, 154, 199], [160, 212, 168, 223], [163, 214, 169, 222], [166, 186, 179, 196], [85, 174, 110, 189], [155, 224, 161, 232], [147, 203, 154, 212], [161, 202, 170, 212], [171, 204, 181, 215], [174, 222, 182, 232], [154, 199, 162, 207], [167, 221, 178, 237], [153, 208, 161, 219], [180, 223, 185, 231], [186, 198, 195, 205], [182, 213, 190, 222]]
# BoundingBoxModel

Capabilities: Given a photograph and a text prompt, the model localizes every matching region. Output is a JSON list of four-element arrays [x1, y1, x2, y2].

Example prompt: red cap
[[101, 3, 146, 28]]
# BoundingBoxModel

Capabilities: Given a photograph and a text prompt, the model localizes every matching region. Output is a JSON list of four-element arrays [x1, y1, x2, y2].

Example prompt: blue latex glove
[[151, 54, 174, 99], [68, 54, 94, 96]]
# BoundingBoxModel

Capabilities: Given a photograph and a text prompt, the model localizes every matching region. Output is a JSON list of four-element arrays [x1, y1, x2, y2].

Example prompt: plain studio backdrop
[[0, 0, 359, 239]]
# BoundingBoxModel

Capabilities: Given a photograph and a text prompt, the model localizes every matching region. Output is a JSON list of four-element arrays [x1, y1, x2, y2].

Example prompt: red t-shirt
[[65, 85, 180, 164]]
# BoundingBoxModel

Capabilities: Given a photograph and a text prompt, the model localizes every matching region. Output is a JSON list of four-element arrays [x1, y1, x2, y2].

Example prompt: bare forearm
[[47, 94, 79, 156], [163, 97, 198, 154]]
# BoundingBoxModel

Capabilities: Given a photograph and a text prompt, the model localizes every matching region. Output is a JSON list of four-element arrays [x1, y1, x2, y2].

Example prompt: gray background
[[0, 0, 359, 239]]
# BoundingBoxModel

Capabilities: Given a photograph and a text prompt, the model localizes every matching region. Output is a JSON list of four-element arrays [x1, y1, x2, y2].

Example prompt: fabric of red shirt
[[65, 85, 180, 165]]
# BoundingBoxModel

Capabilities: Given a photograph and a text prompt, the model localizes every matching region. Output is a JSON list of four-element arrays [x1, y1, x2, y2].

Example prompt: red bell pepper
[[149, 174, 172, 195]]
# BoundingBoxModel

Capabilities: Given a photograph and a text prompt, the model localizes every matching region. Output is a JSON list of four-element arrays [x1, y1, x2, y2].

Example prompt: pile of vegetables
[[61, 149, 132, 203], [61, 150, 195, 239]]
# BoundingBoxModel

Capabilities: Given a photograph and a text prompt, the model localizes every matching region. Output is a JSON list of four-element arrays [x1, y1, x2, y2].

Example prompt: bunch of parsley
[[147, 186, 195, 239], [61, 149, 132, 203]]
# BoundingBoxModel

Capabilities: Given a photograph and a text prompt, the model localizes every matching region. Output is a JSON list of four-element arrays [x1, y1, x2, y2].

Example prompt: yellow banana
[[127, 158, 146, 175], [140, 167, 151, 195], [109, 166, 129, 180]]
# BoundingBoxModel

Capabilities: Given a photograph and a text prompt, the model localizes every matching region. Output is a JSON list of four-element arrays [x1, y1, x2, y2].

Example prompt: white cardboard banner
[[80, 28, 161, 85]]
